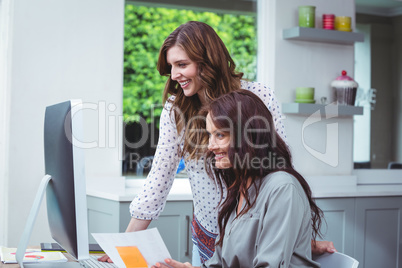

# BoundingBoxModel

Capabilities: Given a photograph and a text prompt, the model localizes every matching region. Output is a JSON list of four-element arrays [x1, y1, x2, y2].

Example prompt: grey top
[[202, 171, 320, 268]]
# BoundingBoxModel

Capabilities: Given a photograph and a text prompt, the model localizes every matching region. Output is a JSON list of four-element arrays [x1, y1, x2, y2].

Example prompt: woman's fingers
[[152, 258, 195, 268], [97, 254, 113, 263]]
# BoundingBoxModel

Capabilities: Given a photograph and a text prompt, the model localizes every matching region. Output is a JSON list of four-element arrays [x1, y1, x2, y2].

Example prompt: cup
[[298, 6, 316, 28], [295, 87, 315, 102], [335, 16, 352, 31], [322, 14, 335, 30]]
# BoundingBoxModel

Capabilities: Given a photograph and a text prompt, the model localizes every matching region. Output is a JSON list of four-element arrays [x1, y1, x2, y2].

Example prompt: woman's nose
[[208, 138, 217, 151], [171, 66, 180, 80]]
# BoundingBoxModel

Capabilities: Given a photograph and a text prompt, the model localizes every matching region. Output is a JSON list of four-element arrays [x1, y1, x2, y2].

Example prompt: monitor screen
[[44, 100, 89, 261], [16, 100, 90, 267]]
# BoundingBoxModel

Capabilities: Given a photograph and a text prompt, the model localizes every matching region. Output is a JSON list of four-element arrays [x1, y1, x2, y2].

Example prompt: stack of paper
[[92, 228, 171, 268], [0, 246, 67, 263]]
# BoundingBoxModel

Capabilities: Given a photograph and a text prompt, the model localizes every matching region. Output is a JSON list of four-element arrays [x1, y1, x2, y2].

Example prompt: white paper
[[92, 228, 171, 268], [0, 247, 67, 264]]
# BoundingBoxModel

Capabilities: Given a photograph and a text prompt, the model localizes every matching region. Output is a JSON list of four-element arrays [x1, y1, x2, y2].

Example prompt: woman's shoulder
[[161, 96, 176, 113], [255, 172, 308, 208], [240, 80, 276, 104], [241, 80, 273, 91], [164, 95, 175, 106], [261, 171, 300, 191], [160, 96, 178, 125]]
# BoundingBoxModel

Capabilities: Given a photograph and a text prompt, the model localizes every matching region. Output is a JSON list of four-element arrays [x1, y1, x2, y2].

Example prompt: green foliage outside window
[[123, 5, 257, 123]]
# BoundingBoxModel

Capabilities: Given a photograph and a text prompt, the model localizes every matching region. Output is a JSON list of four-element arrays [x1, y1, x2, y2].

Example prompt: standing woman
[[153, 89, 323, 267], [99, 21, 335, 265]]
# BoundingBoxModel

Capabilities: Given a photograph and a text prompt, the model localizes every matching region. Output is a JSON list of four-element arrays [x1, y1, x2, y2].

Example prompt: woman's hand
[[98, 218, 152, 263], [312, 240, 337, 255], [97, 254, 113, 263], [152, 258, 199, 268]]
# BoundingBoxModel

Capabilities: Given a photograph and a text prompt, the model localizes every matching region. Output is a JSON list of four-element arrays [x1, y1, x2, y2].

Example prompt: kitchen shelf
[[282, 27, 364, 45], [282, 103, 363, 117]]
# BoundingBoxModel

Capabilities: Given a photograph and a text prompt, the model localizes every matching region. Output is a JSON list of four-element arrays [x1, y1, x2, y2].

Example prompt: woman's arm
[[99, 100, 181, 263], [98, 218, 152, 263], [125, 217, 152, 232], [129, 100, 182, 220]]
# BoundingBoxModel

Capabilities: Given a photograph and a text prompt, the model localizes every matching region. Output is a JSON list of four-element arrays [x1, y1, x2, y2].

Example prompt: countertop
[[86, 176, 193, 202], [86, 170, 402, 202]]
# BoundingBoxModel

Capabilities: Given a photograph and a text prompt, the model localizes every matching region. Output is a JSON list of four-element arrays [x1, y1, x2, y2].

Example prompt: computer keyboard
[[81, 255, 118, 268]]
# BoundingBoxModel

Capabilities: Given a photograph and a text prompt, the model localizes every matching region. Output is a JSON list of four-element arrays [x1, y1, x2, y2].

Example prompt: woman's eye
[[178, 63, 187, 67], [216, 133, 224, 138]]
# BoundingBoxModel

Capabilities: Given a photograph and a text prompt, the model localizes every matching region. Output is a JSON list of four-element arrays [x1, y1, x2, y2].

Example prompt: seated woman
[[153, 90, 323, 268]]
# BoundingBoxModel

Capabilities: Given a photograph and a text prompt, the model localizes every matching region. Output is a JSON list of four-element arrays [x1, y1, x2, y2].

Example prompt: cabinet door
[[148, 201, 193, 263], [87, 196, 121, 243], [119, 201, 193, 263], [88, 196, 193, 263], [315, 198, 355, 255], [354, 197, 402, 268]]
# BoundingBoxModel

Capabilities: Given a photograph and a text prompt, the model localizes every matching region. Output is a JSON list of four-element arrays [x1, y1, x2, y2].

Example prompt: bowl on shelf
[[335, 16, 352, 32], [295, 87, 314, 100]]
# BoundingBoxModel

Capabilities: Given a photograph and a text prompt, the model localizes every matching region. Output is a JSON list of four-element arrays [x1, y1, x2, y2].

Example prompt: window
[[122, 4, 257, 176]]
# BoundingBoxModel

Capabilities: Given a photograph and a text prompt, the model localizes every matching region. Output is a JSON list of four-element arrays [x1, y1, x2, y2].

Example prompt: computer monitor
[[16, 100, 90, 267]]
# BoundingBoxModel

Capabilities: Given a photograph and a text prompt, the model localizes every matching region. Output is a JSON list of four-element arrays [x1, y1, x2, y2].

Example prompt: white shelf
[[282, 103, 363, 117], [283, 27, 364, 45]]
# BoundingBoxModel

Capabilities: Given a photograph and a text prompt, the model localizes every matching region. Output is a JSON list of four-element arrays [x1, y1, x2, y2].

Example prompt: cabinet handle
[[185, 215, 190, 256]]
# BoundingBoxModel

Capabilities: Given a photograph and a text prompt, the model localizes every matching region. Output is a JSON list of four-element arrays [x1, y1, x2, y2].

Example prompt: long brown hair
[[201, 90, 323, 246], [157, 21, 243, 157]]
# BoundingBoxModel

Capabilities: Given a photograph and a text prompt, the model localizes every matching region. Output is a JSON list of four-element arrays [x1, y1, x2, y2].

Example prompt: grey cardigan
[[202, 171, 320, 268]]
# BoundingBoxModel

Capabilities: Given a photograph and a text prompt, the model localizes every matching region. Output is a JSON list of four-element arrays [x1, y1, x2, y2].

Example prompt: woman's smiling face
[[166, 45, 204, 98], [206, 113, 232, 169]]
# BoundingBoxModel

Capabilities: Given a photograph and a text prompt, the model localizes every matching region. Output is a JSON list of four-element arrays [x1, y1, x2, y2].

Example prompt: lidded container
[[331, 70, 358, 106]]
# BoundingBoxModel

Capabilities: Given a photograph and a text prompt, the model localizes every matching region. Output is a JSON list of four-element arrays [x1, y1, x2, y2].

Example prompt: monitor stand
[[16, 175, 82, 268]]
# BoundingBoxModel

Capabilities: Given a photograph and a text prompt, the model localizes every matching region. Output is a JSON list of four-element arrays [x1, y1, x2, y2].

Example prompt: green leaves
[[123, 5, 256, 124]]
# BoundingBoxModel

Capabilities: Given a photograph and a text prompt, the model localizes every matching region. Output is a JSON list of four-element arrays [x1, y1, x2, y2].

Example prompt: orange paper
[[115, 246, 147, 268]]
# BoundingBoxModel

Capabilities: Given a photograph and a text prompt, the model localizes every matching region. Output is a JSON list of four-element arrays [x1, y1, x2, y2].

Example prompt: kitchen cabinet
[[316, 196, 402, 268], [315, 198, 355, 255], [354, 197, 402, 268], [86, 176, 402, 267], [87, 196, 193, 263]]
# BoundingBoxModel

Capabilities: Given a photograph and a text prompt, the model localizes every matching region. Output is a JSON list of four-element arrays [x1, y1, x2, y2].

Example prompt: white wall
[[1, 0, 124, 247], [0, 0, 14, 247], [258, 0, 357, 175]]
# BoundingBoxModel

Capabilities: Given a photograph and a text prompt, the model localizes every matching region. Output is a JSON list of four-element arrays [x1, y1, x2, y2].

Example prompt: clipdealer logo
[[301, 103, 339, 167], [66, 101, 341, 167]]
